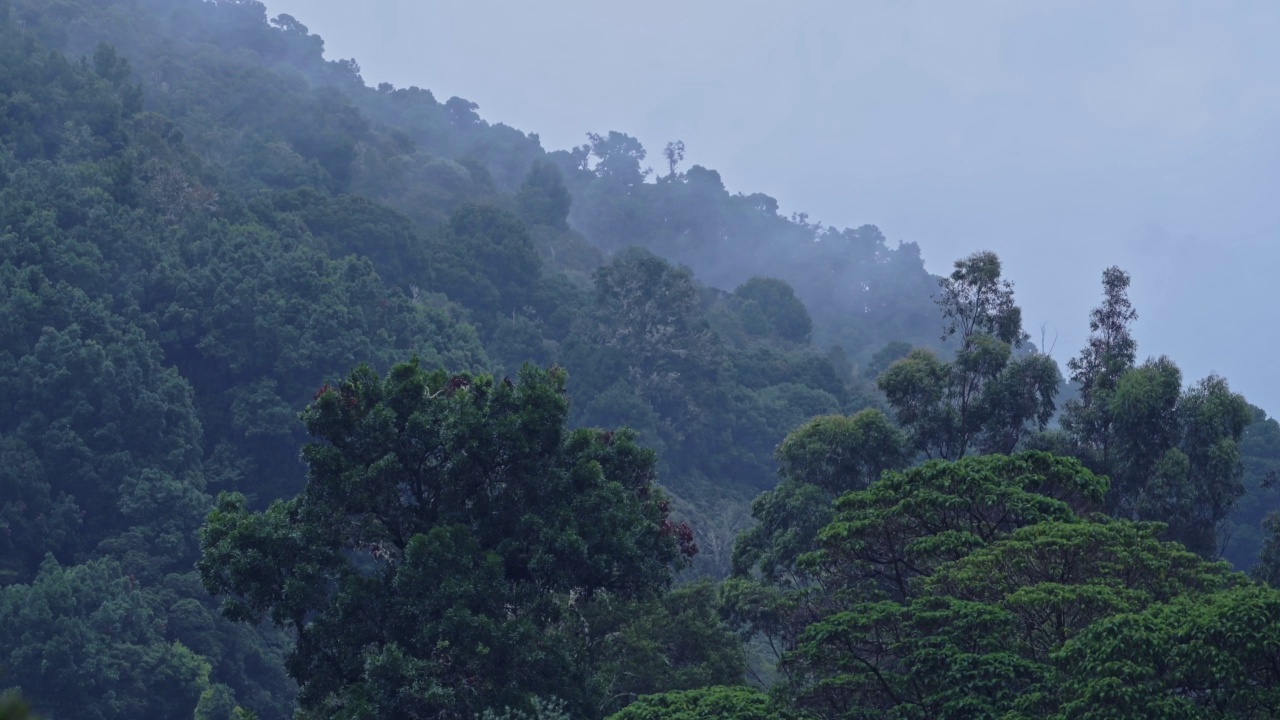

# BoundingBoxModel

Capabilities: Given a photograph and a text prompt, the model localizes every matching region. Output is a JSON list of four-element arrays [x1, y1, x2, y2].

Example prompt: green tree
[[776, 453, 1237, 719], [515, 160, 572, 229], [607, 687, 798, 720], [1061, 266, 1138, 468], [878, 252, 1059, 459], [429, 204, 542, 319], [1053, 584, 1280, 719], [1105, 359, 1252, 557], [585, 131, 650, 186], [1251, 512, 1280, 586], [1052, 271, 1253, 559], [0, 557, 213, 720], [731, 277, 812, 344], [199, 362, 694, 719], [0, 264, 209, 584], [566, 249, 724, 458], [774, 410, 907, 496], [584, 581, 747, 716]]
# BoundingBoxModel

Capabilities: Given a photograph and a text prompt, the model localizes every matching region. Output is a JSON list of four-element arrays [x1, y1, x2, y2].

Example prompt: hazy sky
[[265, 0, 1280, 413]]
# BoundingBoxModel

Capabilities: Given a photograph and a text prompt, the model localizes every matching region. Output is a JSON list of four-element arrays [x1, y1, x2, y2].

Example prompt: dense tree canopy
[[3, 1, 1280, 718], [198, 362, 700, 718]]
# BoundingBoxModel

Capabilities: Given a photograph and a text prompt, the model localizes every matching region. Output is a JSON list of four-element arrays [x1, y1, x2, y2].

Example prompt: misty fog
[[9, 1, 1280, 715], [264, 0, 1280, 415]]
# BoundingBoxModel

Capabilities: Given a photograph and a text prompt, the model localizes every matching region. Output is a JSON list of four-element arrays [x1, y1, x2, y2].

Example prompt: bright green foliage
[[724, 409, 908, 679], [726, 452, 1107, 710], [812, 452, 1107, 599], [199, 362, 693, 718], [729, 409, 908, 596], [878, 252, 1059, 460], [777, 453, 1238, 719], [775, 410, 907, 495], [607, 687, 799, 720], [923, 520, 1235, 663], [1053, 584, 1280, 719]]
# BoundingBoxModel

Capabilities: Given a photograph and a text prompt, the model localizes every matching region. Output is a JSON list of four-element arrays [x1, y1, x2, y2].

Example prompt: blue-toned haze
[[265, 0, 1280, 413]]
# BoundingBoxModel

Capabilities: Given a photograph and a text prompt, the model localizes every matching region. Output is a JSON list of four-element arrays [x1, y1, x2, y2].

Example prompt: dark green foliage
[[199, 362, 693, 718], [585, 581, 749, 715], [731, 277, 813, 344], [431, 204, 541, 320], [878, 252, 1059, 460], [0, 262, 207, 584], [1251, 512, 1280, 586], [1, 557, 213, 720], [516, 160, 572, 229], [3, 1, 1278, 717], [863, 340, 913, 379], [1062, 266, 1137, 466], [1228, 407, 1280, 569], [0, 694, 34, 720], [261, 188, 428, 288], [1051, 270, 1255, 559]]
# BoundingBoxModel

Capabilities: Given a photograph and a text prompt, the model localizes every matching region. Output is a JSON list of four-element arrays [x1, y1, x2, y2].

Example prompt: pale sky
[[265, 0, 1280, 414]]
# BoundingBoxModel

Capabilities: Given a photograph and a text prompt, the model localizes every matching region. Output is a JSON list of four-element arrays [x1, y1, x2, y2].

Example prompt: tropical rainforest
[[2, 1, 1280, 718]]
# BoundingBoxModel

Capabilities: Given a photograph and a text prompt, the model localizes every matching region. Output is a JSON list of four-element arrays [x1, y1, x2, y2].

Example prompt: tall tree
[[198, 362, 694, 719], [662, 140, 686, 179], [1062, 266, 1138, 467], [877, 252, 1058, 459]]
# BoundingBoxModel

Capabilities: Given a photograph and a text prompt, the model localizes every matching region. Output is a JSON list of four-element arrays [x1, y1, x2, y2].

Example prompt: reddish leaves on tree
[[445, 375, 471, 396], [659, 518, 699, 558]]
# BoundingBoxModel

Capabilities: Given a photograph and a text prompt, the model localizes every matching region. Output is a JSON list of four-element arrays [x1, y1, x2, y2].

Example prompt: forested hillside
[[2, 1, 1280, 718]]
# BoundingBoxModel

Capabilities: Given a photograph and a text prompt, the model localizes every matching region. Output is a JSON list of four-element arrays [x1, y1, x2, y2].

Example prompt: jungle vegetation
[[2, 1, 1279, 718]]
